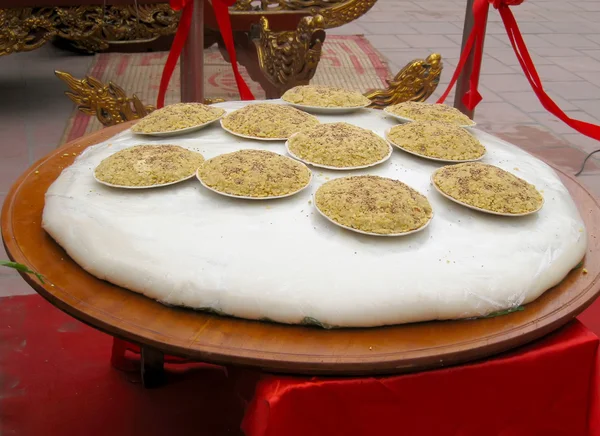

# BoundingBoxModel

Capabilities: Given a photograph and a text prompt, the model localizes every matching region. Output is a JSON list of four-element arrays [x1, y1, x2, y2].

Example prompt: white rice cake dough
[[43, 100, 587, 328]]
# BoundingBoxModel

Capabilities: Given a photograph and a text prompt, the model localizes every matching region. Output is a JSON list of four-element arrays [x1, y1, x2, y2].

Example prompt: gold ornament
[[366, 54, 443, 109], [252, 15, 326, 97], [0, 5, 178, 55]]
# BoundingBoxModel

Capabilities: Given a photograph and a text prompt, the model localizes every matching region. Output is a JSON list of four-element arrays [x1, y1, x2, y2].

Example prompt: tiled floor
[[1, 0, 600, 296]]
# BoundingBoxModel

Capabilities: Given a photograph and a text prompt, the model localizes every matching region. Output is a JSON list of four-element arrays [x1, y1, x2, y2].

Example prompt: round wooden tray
[[3, 122, 600, 375]]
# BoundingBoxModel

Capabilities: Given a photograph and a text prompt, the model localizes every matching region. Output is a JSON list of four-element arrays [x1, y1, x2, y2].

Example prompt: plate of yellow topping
[[130, 103, 225, 136], [384, 101, 476, 128], [220, 103, 320, 141], [196, 149, 312, 199], [385, 121, 486, 163], [94, 145, 205, 189], [286, 122, 392, 170], [314, 175, 434, 236], [281, 85, 372, 114], [431, 162, 544, 216]]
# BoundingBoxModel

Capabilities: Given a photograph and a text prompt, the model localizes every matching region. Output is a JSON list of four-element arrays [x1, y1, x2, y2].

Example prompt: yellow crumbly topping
[[282, 85, 371, 108], [433, 162, 544, 214], [387, 101, 475, 126], [221, 104, 320, 139], [387, 121, 485, 161], [315, 175, 433, 235], [94, 145, 205, 187], [131, 103, 225, 133], [198, 149, 312, 198], [288, 123, 390, 168]]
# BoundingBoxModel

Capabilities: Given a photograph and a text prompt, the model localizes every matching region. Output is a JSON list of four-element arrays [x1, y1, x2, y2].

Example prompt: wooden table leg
[[141, 346, 165, 388], [180, 0, 204, 103]]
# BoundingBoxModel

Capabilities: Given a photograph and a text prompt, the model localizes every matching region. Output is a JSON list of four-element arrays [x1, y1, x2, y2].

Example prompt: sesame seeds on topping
[[282, 85, 371, 108], [387, 121, 485, 161], [433, 162, 544, 215], [288, 123, 391, 168], [131, 103, 225, 133], [315, 175, 433, 235], [221, 104, 320, 139], [94, 145, 205, 187], [197, 149, 312, 198], [387, 102, 475, 126]]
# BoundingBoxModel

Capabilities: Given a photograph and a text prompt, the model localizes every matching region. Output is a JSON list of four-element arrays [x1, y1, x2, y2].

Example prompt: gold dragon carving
[[0, 4, 179, 56], [55, 70, 224, 126], [252, 15, 326, 94], [366, 53, 443, 109], [1, 8, 60, 56], [55, 71, 155, 126]]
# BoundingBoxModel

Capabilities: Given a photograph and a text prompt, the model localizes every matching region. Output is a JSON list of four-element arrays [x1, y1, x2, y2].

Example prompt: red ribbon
[[157, 0, 255, 108], [438, 0, 600, 142]]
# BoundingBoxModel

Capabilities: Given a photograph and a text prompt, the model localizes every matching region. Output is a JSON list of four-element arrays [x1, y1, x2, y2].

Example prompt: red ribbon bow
[[157, 0, 255, 108], [438, 0, 600, 143]]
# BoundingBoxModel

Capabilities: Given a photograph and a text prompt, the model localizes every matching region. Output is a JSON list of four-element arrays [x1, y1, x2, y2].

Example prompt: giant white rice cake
[[43, 100, 587, 328]]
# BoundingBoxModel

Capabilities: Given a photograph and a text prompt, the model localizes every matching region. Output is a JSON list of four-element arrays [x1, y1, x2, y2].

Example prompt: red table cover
[[237, 320, 600, 436]]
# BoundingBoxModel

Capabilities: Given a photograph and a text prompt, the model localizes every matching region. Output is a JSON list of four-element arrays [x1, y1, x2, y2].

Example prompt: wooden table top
[[3, 122, 600, 375]]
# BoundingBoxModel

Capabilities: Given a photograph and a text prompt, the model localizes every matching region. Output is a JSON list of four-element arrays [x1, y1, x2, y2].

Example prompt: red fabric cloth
[[239, 320, 600, 436], [157, 0, 254, 108], [437, 0, 600, 144]]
